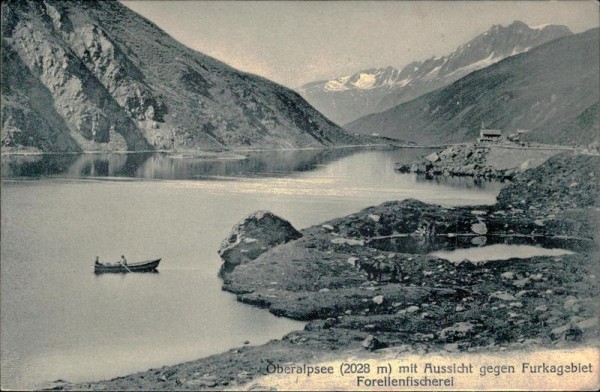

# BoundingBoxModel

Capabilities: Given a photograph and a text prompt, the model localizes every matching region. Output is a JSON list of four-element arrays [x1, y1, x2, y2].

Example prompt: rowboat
[[94, 258, 161, 274]]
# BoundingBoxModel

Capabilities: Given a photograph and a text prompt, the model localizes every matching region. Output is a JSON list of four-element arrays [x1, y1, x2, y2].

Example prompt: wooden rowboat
[[94, 258, 161, 274]]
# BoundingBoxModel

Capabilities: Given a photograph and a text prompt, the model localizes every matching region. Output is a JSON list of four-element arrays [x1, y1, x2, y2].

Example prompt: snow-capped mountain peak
[[324, 76, 352, 92], [318, 67, 404, 93], [298, 21, 572, 125]]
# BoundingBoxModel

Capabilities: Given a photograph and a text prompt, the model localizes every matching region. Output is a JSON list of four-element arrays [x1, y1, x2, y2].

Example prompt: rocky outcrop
[[496, 153, 600, 212], [219, 153, 598, 358], [396, 143, 563, 180], [218, 211, 302, 268], [1, 39, 81, 152], [2, 0, 368, 153], [398, 150, 599, 237], [2, 1, 149, 152]]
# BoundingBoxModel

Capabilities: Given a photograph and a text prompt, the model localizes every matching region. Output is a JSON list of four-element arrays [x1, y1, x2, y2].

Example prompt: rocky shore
[[65, 152, 598, 391], [394, 143, 573, 180]]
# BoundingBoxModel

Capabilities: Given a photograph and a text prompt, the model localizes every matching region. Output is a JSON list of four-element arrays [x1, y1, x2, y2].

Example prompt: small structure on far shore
[[478, 129, 502, 143], [508, 129, 531, 142]]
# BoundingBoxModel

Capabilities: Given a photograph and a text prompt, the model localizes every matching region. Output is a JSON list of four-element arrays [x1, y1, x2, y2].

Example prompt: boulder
[[489, 292, 517, 301], [362, 335, 387, 351], [470, 222, 488, 235], [438, 322, 476, 341], [534, 305, 548, 312], [368, 214, 381, 222], [394, 163, 411, 173], [330, 238, 365, 246], [425, 152, 440, 162], [512, 278, 531, 288], [471, 236, 487, 246], [563, 297, 579, 311], [186, 376, 218, 387], [520, 160, 531, 172], [218, 211, 302, 267]]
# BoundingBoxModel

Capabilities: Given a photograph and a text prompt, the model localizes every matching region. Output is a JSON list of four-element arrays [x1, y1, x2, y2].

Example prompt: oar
[[121, 261, 132, 273]]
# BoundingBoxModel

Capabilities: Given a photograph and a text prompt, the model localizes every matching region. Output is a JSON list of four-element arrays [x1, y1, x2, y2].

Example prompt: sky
[[123, 1, 599, 88]]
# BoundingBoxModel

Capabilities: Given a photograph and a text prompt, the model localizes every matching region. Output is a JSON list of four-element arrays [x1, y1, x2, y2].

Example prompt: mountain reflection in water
[[2, 148, 374, 179]]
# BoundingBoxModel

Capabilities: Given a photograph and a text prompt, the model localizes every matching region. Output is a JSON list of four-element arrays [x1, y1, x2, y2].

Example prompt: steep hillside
[[299, 21, 571, 125], [1, 0, 363, 153], [2, 38, 82, 152], [346, 28, 600, 146]]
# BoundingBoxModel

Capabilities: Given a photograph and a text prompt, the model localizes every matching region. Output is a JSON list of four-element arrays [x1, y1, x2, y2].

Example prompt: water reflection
[[414, 173, 502, 190], [2, 148, 394, 180], [430, 244, 575, 263], [66, 154, 129, 177], [3, 149, 508, 193], [369, 234, 593, 254], [1, 154, 81, 178]]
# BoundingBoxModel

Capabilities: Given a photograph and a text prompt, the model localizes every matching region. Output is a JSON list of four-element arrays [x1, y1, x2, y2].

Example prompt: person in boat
[[120, 255, 128, 266], [95, 256, 102, 266]]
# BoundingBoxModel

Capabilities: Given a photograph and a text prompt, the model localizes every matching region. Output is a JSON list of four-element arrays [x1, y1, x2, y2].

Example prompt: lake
[[0, 148, 503, 389]]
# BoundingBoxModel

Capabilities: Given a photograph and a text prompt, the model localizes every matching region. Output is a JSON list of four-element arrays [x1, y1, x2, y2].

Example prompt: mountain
[[1, 0, 364, 153], [298, 21, 572, 125], [345, 28, 600, 146], [298, 66, 410, 126]]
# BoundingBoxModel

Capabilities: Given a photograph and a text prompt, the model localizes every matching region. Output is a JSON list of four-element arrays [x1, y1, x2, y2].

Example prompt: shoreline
[[394, 142, 598, 181], [0, 143, 397, 157], [1, 141, 586, 159], [59, 151, 599, 391]]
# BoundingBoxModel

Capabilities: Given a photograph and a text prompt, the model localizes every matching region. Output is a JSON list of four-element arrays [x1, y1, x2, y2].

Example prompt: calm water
[[430, 244, 575, 264], [1, 148, 503, 389], [370, 234, 589, 256]]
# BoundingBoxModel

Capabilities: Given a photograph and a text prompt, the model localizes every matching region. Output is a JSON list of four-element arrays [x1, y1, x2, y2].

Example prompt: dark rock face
[[2, 1, 150, 152], [218, 211, 302, 268], [1, 0, 365, 152], [1, 39, 81, 153], [346, 28, 600, 146], [299, 21, 571, 125]]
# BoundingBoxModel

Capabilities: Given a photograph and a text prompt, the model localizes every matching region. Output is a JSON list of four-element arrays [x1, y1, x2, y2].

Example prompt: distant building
[[507, 133, 520, 142], [478, 129, 502, 143]]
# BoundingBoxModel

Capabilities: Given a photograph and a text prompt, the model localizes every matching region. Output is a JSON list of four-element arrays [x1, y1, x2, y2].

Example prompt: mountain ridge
[[1, 0, 365, 153], [345, 28, 600, 146], [298, 21, 572, 125]]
